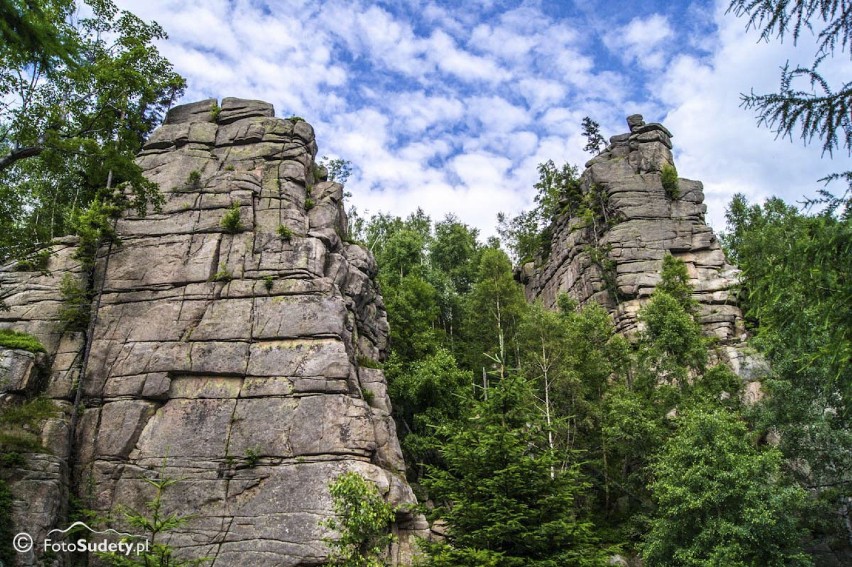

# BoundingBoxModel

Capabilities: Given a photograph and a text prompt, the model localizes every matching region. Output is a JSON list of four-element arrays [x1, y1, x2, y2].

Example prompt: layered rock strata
[[0, 97, 424, 566], [520, 115, 759, 378]]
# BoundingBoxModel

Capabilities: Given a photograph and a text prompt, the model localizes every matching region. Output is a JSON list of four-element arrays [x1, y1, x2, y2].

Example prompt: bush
[[210, 101, 221, 122], [305, 198, 315, 211], [71, 199, 120, 271], [356, 355, 382, 369], [0, 479, 13, 566], [661, 164, 680, 199], [245, 447, 261, 467], [59, 273, 91, 332], [263, 275, 274, 291], [210, 265, 232, 283], [644, 409, 810, 566], [187, 170, 202, 190], [220, 203, 242, 234], [277, 224, 293, 241], [321, 472, 396, 566], [0, 452, 25, 468], [0, 329, 46, 353], [287, 115, 305, 123], [14, 249, 51, 272], [0, 397, 59, 453]]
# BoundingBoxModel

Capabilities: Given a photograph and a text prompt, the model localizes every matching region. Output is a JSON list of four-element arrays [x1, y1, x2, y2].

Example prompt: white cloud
[[606, 14, 675, 71], [109, 0, 852, 244]]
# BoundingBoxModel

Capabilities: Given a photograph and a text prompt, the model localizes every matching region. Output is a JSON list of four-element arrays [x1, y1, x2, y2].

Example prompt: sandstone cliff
[[519, 115, 763, 382], [0, 98, 425, 566]]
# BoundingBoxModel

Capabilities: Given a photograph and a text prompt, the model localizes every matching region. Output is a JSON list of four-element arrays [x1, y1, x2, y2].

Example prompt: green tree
[[322, 472, 396, 567], [389, 349, 470, 480], [429, 215, 480, 294], [644, 408, 811, 566], [423, 376, 607, 566], [461, 248, 527, 378], [0, 0, 185, 261], [0, 0, 76, 69], [655, 254, 697, 312], [382, 274, 442, 363], [497, 160, 581, 263], [581, 117, 606, 155], [97, 470, 209, 566], [319, 156, 352, 184], [723, 194, 851, 544], [638, 256, 706, 375]]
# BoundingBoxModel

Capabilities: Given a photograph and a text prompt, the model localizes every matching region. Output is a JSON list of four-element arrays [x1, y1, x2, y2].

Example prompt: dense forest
[[336, 177, 849, 565], [0, 0, 850, 566]]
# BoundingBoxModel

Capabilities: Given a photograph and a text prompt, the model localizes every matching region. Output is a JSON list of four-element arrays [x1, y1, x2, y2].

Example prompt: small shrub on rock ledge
[[357, 355, 383, 369], [661, 165, 680, 199], [220, 203, 243, 233], [187, 170, 202, 190], [210, 265, 232, 283], [277, 224, 293, 241], [0, 329, 46, 353]]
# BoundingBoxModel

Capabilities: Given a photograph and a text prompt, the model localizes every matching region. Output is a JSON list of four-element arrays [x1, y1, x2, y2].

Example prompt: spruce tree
[[423, 376, 607, 567]]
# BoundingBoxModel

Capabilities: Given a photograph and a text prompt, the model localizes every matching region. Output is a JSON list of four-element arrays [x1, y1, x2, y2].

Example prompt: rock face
[[0, 98, 425, 566], [0, 238, 83, 566], [520, 115, 757, 375]]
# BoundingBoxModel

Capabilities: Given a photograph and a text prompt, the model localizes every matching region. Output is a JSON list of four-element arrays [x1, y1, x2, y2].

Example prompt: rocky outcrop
[[520, 115, 759, 378], [0, 98, 425, 566], [0, 238, 84, 565]]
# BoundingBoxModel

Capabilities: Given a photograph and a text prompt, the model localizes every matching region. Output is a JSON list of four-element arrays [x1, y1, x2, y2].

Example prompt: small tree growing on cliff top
[[322, 472, 397, 567], [581, 117, 606, 155]]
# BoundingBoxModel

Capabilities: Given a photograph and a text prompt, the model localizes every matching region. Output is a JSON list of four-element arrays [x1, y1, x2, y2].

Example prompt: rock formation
[[0, 98, 425, 566], [519, 115, 761, 380]]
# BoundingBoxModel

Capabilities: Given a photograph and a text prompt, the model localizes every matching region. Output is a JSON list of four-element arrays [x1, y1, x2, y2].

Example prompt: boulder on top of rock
[[627, 114, 645, 131], [164, 98, 217, 125], [218, 97, 276, 124]]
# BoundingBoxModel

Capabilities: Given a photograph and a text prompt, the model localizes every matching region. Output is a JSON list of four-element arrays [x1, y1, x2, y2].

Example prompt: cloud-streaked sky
[[118, 0, 852, 236]]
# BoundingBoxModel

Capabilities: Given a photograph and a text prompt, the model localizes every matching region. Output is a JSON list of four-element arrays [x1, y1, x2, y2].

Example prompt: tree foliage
[[727, 0, 852, 206], [0, 0, 76, 69], [423, 376, 607, 567], [96, 468, 209, 566], [0, 0, 186, 261], [581, 117, 606, 155], [644, 408, 811, 567], [322, 472, 396, 567], [723, 194, 851, 546], [497, 160, 582, 263]]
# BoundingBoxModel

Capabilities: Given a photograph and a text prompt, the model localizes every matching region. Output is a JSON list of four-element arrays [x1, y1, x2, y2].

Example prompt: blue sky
[[118, 0, 852, 236]]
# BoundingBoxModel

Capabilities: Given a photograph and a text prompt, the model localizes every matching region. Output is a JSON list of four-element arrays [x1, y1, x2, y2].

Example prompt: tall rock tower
[[520, 115, 759, 378], [0, 98, 425, 566]]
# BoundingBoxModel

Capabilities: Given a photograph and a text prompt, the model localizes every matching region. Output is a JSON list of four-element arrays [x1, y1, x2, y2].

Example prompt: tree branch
[[0, 145, 44, 172]]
